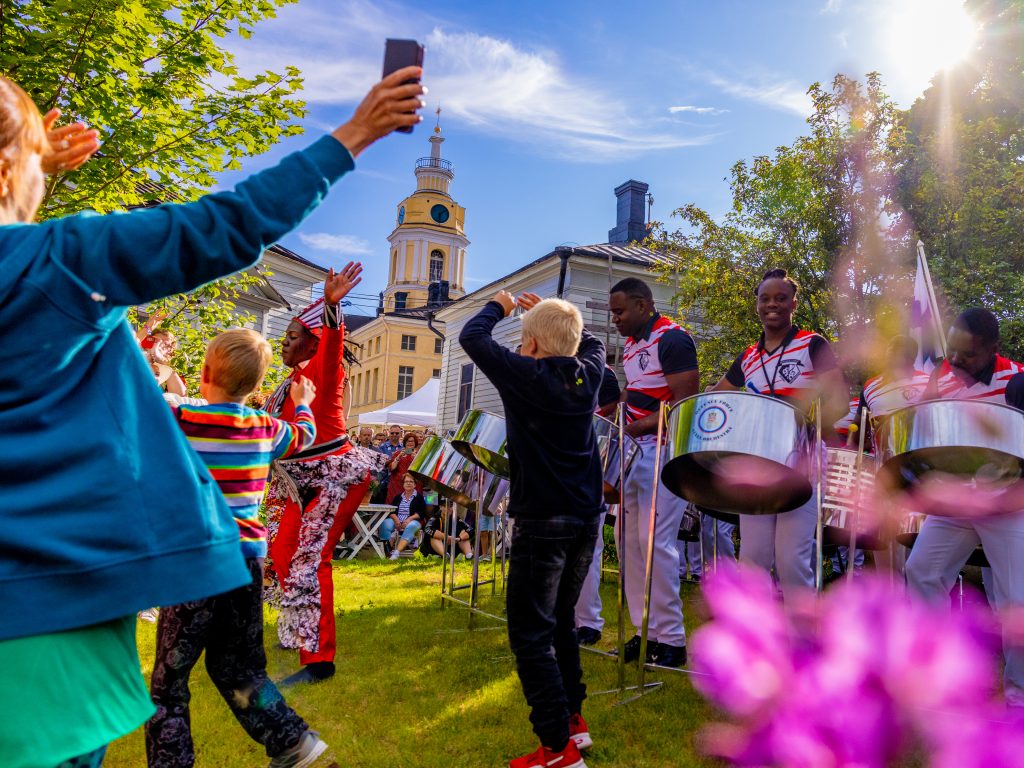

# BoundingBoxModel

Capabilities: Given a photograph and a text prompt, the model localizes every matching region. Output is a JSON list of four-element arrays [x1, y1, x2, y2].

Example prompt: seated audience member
[[420, 508, 474, 559], [379, 474, 425, 560]]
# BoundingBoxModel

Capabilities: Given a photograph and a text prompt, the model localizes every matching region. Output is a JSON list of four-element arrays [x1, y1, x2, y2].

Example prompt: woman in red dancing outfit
[[266, 262, 385, 685]]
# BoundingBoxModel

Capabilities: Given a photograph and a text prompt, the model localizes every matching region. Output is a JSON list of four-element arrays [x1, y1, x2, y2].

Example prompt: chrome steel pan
[[878, 399, 1024, 489], [408, 436, 477, 507], [661, 391, 813, 515], [821, 449, 884, 550], [468, 464, 509, 517], [451, 410, 510, 479], [594, 413, 641, 505]]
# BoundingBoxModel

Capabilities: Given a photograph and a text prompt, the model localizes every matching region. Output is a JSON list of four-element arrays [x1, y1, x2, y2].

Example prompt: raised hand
[[517, 292, 542, 312], [332, 66, 426, 158], [40, 109, 100, 174], [289, 375, 317, 407], [324, 262, 363, 305], [492, 290, 516, 317]]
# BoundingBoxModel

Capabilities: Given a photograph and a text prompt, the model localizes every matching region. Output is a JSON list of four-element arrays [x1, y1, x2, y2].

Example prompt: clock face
[[430, 204, 450, 224], [398, 206, 405, 225]]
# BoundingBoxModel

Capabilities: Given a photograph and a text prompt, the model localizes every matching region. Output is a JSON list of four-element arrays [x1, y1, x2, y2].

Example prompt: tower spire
[[434, 104, 442, 134]]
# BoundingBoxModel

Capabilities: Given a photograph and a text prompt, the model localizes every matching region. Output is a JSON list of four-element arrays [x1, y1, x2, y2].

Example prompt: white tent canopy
[[356, 377, 439, 427]]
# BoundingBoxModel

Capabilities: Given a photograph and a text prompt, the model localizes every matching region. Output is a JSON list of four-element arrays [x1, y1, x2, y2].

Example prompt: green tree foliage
[[897, 0, 1024, 359], [653, 74, 912, 384], [0, 0, 306, 393]]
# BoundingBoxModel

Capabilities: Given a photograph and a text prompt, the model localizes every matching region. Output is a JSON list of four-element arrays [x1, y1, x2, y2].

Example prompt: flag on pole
[[910, 241, 944, 372]]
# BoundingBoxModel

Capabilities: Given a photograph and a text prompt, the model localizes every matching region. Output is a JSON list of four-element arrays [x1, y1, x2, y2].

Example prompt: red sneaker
[[568, 713, 592, 750], [509, 741, 587, 768]]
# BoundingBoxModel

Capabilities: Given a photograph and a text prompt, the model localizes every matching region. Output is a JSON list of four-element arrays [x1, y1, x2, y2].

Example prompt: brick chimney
[[608, 180, 649, 244]]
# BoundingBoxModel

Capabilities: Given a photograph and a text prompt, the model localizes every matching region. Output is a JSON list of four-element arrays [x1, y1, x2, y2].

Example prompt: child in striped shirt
[[145, 329, 329, 768]]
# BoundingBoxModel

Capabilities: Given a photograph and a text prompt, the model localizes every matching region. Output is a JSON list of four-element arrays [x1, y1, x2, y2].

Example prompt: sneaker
[[268, 729, 328, 768], [568, 714, 592, 751], [138, 608, 159, 623], [509, 741, 586, 768], [279, 662, 335, 688], [576, 626, 602, 646], [650, 642, 687, 668], [616, 635, 655, 663], [389, 550, 401, 561], [480, 554, 492, 563]]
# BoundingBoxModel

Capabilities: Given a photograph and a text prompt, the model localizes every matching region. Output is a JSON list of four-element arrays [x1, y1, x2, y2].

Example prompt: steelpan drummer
[[709, 269, 849, 594], [905, 308, 1024, 707], [609, 277, 699, 668]]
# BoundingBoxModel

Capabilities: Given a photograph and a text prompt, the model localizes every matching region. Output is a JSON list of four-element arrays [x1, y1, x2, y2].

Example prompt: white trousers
[[739, 491, 818, 595], [574, 514, 606, 631], [905, 512, 1024, 705], [616, 440, 687, 646], [702, 515, 737, 571], [682, 539, 703, 577]]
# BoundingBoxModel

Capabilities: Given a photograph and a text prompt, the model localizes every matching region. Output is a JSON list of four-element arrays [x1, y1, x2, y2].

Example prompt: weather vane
[[434, 104, 442, 134]]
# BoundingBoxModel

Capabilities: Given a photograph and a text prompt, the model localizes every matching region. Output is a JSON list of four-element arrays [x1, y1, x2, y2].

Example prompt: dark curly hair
[[755, 268, 799, 298]]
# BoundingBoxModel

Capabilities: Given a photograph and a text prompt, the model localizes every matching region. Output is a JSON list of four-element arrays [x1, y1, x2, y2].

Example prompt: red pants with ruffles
[[269, 476, 371, 665]]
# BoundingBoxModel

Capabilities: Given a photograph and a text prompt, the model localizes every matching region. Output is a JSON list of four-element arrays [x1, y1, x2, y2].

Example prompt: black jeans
[[145, 558, 308, 767], [506, 514, 601, 750]]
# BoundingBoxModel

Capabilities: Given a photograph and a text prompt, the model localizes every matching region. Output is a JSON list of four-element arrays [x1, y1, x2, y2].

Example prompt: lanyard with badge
[[756, 334, 793, 398]]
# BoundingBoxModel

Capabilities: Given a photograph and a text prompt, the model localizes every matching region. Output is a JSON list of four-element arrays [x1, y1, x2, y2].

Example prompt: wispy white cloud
[[821, 0, 842, 13], [668, 105, 729, 115], [298, 232, 373, 255], [706, 73, 812, 116], [232, 0, 713, 161]]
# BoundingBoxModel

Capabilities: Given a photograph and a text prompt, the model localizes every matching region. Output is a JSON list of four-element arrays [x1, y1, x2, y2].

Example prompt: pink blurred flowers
[[692, 565, 1013, 767]]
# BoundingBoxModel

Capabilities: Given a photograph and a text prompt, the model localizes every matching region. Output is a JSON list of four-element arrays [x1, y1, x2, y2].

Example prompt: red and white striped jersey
[[622, 315, 697, 424], [931, 355, 1024, 404], [861, 371, 929, 417], [833, 397, 859, 437], [727, 328, 835, 401]]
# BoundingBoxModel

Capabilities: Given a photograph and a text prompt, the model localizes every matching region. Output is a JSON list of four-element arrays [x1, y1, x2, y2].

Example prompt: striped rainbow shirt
[[173, 402, 316, 558]]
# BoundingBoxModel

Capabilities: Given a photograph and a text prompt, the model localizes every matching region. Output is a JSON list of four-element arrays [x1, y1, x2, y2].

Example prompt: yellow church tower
[[384, 115, 468, 312], [346, 112, 468, 426]]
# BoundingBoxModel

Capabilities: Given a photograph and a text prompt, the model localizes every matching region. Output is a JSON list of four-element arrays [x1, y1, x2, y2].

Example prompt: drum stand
[[591, 402, 666, 704], [439, 486, 505, 624], [814, 402, 826, 593], [845, 408, 870, 583]]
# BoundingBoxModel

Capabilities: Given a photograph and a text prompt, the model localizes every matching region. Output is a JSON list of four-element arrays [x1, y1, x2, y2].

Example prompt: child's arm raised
[[271, 376, 318, 459]]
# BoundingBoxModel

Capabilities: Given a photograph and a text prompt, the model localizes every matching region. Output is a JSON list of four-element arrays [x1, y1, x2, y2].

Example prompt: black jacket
[[459, 301, 605, 519]]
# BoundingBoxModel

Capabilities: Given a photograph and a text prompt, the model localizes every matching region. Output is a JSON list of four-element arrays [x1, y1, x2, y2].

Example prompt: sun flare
[[885, 0, 978, 84]]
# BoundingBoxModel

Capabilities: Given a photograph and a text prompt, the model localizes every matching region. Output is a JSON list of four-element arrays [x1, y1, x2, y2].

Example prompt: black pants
[[506, 514, 600, 750], [145, 558, 308, 767]]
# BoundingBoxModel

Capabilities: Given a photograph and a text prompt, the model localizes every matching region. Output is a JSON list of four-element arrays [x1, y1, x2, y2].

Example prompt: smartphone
[[383, 39, 425, 134]]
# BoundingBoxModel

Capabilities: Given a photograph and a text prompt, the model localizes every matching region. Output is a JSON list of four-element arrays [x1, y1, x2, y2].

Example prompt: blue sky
[[223, 0, 973, 317]]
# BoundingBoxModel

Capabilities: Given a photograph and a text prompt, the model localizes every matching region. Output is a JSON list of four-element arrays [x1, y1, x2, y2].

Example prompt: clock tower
[[384, 114, 468, 312]]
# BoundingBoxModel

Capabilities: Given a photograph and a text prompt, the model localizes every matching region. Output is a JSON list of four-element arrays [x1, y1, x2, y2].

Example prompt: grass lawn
[[104, 557, 723, 767]]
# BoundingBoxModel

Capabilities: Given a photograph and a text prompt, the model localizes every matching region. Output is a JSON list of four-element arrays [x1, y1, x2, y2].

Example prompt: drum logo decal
[[696, 405, 729, 436], [777, 358, 804, 384]]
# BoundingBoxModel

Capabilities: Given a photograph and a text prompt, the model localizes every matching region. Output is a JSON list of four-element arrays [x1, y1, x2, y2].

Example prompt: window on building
[[353, 374, 361, 405], [434, 337, 443, 355], [457, 363, 474, 421], [394, 292, 408, 310], [372, 368, 379, 402], [432, 368, 441, 378], [363, 373, 370, 405], [397, 365, 414, 400], [429, 249, 444, 282], [401, 334, 416, 351], [375, 337, 381, 354]]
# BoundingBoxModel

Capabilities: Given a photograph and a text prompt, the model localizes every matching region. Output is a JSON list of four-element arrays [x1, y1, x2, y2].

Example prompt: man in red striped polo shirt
[[610, 277, 699, 668], [906, 308, 1024, 708]]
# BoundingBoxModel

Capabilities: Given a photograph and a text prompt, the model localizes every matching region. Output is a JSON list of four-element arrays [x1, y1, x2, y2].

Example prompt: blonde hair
[[0, 78, 46, 160], [205, 329, 273, 399], [521, 299, 583, 357]]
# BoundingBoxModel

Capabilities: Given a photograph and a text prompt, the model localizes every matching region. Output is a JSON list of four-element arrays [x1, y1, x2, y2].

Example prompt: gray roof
[[343, 313, 376, 332], [266, 244, 329, 274], [565, 242, 674, 267]]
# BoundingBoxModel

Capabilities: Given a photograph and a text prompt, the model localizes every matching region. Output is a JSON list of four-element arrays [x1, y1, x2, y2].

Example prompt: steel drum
[[896, 512, 989, 567], [878, 400, 1024, 491], [821, 449, 884, 550], [661, 391, 813, 515], [594, 413, 641, 505], [468, 464, 510, 517], [451, 410, 509, 479], [408, 436, 477, 507], [696, 505, 740, 526]]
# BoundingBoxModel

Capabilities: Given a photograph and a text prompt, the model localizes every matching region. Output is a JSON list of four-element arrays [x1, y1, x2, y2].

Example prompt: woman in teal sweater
[[0, 69, 424, 768]]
